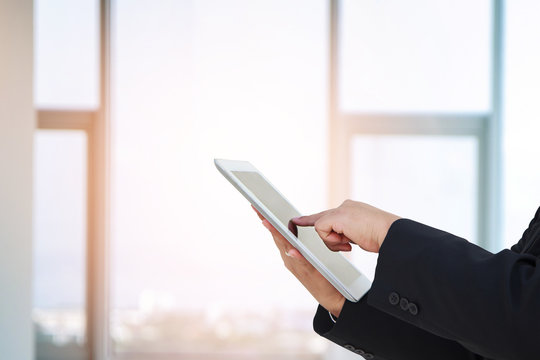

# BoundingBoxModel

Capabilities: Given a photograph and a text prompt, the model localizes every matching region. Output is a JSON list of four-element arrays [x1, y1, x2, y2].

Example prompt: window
[[34, 0, 99, 109], [329, 0, 499, 255], [33, 130, 88, 360], [110, 0, 329, 357], [33, 1, 103, 359], [350, 135, 478, 243], [338, 0, 492, 113]]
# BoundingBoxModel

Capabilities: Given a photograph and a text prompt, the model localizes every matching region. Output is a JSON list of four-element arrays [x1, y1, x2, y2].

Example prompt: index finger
[[292, 210, 330, 227]]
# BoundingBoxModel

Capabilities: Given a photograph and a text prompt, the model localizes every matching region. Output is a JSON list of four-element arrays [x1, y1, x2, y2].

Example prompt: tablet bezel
[[215, 158, 370, 302]]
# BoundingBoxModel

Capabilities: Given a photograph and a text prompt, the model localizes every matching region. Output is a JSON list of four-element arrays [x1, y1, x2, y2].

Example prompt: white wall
[[0, 0, 34, 359]]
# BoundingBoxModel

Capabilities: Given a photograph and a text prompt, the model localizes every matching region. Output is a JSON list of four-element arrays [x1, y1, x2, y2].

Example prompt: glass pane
[[349, 135, 478, 279], [33, 130, 88, 360], [111, 0, 328, 357], [34, 0, 99, 109], [503, 0, 540, 249], [339, 0, 492, 113]]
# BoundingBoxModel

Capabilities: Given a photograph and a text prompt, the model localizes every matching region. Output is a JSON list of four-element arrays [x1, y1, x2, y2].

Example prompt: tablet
[[215, 159, 371, 302]]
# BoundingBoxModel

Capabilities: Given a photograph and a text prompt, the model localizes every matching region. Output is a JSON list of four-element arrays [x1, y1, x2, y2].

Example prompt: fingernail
[[285, 250, 292, 257], [292, 217, 301, 222], [262, 220, 271, 230]]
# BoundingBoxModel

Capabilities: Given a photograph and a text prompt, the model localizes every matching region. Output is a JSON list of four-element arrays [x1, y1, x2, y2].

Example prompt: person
[[254, 200, 540, 360]]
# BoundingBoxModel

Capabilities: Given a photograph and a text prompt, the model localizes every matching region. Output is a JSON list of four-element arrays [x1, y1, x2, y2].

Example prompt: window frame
[[35, 1, 111, 359], [327, 0, 505, 251]]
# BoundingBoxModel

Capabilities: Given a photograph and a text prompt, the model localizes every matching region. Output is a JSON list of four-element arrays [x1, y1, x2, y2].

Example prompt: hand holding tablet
[[253, 206, 346, 317], [215, 159, 372, 303]]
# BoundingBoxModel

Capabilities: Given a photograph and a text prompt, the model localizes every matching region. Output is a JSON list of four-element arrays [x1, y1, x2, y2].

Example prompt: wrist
[[378, 214, 401, 251], [329, 295, 345, 318]]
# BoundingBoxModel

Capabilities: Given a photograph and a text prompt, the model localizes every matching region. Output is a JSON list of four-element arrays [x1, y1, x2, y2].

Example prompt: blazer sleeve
[[510, 207, 540, 254], [313, 295, 484, 360], [366, 219, 540, 360]]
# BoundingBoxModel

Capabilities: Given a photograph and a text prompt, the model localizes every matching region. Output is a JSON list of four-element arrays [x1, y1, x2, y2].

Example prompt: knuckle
[[334, 208, 347, 220]]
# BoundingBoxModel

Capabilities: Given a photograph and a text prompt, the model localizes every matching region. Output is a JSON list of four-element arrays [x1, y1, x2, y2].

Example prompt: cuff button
[[354, 348, 365, 355], [399, 297, 409, 311], [408, 303, 419, 315], [389, 292, 400, 305]]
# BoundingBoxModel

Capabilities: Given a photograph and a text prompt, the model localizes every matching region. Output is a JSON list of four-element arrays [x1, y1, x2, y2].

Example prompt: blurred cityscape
[[111, 308, 325, 356], [34, 291, 326, 360], [34, 309, 87, 360]]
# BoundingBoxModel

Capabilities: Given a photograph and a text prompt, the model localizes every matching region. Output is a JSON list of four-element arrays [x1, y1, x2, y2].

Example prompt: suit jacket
[[313, 207, 540, 360]]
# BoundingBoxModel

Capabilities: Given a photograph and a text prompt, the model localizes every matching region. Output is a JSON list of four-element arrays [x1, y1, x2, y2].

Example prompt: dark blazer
[[313, 207, 540, 360]]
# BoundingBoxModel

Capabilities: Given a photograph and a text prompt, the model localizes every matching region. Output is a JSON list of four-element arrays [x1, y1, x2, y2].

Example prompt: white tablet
[[215, 159, 371, 302]]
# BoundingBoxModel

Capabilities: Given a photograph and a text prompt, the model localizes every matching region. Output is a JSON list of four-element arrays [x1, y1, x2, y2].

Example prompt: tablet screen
[[233, 171, 300, 228], [232, 170, 361, 286]]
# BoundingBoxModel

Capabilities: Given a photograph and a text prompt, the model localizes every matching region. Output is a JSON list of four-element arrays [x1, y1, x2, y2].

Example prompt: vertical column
[[88, 0, 111, 359], [328, 0, 350, 208], [0, 0, 35, 359], [484, 0, 504, 251]]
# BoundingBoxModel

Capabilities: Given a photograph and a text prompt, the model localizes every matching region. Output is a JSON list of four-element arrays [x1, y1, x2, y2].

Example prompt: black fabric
[[313, 208, 540, 360], [511, 206, 540, 255], [314, 298, 482, 360]]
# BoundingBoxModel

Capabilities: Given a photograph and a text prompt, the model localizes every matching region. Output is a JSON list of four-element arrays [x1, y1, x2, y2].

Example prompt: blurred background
[[2, 0, 540, 359]]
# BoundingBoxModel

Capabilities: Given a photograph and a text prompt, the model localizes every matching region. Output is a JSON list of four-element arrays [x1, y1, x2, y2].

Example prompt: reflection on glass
[[111, 0, 328, 357], [33, 130, 88, 360], [339, 0, 491, 113], [34, 0, 99, 109]]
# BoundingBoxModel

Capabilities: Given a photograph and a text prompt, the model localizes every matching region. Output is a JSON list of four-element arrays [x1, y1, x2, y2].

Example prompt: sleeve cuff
[[313, 295, 379, 359]]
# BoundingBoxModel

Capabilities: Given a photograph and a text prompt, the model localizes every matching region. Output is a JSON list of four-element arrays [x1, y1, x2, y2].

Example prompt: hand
[[293, 200, 400, 253], [252, 206, 345, 317]]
